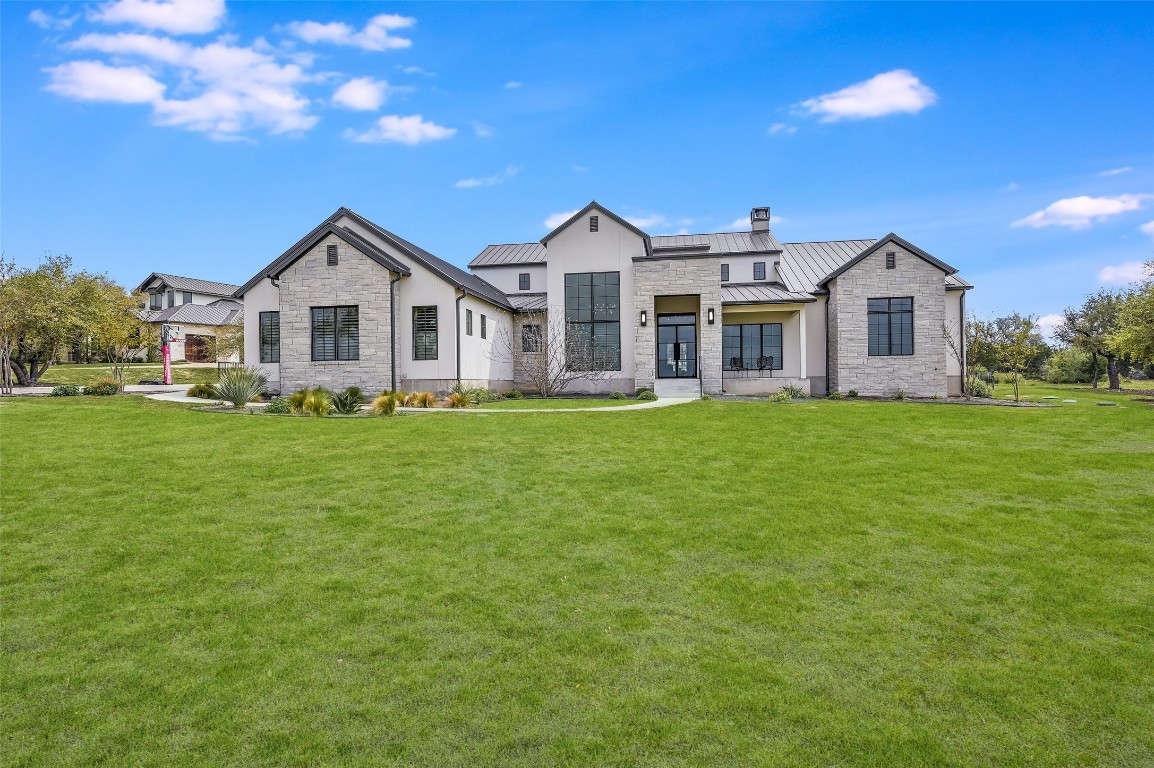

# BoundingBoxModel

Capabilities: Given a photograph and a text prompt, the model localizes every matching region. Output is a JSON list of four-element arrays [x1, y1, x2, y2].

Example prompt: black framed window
[[413, 306, 438, 360], [868, 297, 914, 356], [589, 215, 599, 232], [885, 251, 896, 269], [182, 291, 193, 304], [519, 273, 530, 290], [326, 244, 338, 266], [522, 324, 542, 353], [723, 323, 783, 370], [166, 290, 174, 308], [149, 293, 162, 310], [721, 264, 729, 282], [466, 309, 473, 336], [259, 311, 280, 363], [753, 262, 766, 281], [564, 271, 621, 371], [311, 306, 358, 361], [480, 314, 487, 339]]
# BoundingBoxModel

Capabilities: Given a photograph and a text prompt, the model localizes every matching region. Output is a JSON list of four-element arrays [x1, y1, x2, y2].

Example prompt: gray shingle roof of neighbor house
[[236, 208, 514, 311], [507, 292, 548, 312], [140, 299, 243, 326], [135, 273, 241, 296], [721, 283, 817, 305]]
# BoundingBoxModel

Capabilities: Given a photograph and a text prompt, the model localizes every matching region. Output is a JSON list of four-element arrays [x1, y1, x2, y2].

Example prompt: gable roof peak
[[539, 201, 653, 255]]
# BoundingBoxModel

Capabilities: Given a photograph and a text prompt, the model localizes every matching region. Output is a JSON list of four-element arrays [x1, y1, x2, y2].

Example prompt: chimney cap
[[750, 207, 771, 231]]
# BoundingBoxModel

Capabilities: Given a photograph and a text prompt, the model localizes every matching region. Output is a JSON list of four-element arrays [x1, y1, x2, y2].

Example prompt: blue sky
[[3, 1, 1152, 333]]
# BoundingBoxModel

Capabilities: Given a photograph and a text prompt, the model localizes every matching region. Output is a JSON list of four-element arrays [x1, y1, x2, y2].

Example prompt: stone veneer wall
[[278, 233, 394, 393], [511, 309, 547, 392], [633, 257, 723, 394], [828, 245, 947, 397]]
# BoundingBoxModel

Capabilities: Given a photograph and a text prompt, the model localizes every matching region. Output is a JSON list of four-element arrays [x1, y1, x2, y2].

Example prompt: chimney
[[750, 207, 771, 232]]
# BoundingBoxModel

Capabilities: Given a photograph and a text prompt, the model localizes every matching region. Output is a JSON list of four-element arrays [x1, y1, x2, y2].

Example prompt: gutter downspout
[[824, 292, 831, 396], [960, 290, 967, 396], [455, 290, 465, 385], [390, 274, 400, 393]]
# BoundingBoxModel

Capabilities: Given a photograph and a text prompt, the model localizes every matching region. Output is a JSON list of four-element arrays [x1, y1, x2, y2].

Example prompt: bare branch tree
[[940, 319, 966, 397], [487, 309, 617, 396]]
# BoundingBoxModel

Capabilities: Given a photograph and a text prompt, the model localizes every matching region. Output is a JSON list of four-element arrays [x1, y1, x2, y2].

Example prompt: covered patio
[[720, 283, 817, 395]]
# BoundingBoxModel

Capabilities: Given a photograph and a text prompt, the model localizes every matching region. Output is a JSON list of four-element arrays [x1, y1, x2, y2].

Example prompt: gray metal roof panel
[[507, 292, 548, 312], [470, 242, 547, 267], [721, 283, 817, 305], [650, 230, 783, 254], [136, 273, 241, 296], [142, 302, 243, 326]]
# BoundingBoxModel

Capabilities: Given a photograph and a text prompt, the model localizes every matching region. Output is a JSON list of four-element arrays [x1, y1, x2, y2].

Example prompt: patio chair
[[729, 356, 744, 376], [757, 356, 774, 377]]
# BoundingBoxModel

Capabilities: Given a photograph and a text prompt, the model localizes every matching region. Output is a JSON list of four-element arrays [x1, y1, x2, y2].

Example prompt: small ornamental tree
[[88, 282, 157, 384], [992, 313, 1046, 402], [487, 309, 616, 397]]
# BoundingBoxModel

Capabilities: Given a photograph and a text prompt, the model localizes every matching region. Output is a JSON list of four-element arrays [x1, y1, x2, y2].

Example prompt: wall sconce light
[[707, 307, 715, 324], [640, 310, 648, 327]]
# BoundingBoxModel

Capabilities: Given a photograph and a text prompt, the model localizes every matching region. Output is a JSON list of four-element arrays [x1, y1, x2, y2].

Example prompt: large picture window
[[722, 323, 782, 370], [311, 306, 359, 361], [564, 271, 621, 371], [259, 311, 280, 363], [868, 297, 914, 356], [413, 306, 438, 360]]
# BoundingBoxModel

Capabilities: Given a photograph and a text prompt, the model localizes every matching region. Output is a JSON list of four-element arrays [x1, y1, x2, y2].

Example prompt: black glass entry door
[[657, 314, 697, 378]]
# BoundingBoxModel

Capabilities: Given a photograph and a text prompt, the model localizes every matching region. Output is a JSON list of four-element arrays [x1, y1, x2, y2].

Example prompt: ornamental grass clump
[[371, 392, 400, 416], [289, 387, 334, 417], [405, 391, 437, 408], [332, 386, 364, 414], [213, 367, 267, 408], [186, 382, 216, 399], [445, 392, 470, 408]]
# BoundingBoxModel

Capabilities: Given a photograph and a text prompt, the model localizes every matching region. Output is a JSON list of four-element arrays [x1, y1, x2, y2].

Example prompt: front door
[[657, 314, 697, 378]]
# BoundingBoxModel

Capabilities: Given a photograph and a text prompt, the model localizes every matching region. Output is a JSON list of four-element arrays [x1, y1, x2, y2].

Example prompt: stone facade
[[633, 257, 724, 395], [277, 233, 395, 393], [511, 309, 548, 392], [828, 244, 947, 397]]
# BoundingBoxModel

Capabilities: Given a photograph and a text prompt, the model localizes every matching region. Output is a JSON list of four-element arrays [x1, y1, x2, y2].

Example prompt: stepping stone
[[1097, 402, 1118, 406], [1062, 399, 1077, 403], [1041, 396, 1058, 400]]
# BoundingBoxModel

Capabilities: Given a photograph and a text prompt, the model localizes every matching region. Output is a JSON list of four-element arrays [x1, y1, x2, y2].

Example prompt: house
[[136, 273, 243, 362], [236, 203, 971, 397]]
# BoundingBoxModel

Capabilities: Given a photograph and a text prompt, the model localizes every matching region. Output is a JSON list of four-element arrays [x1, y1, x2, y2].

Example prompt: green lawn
[[481, 397, 643, 409], [2, 390, 1152, 766], [35, 363, 219, 387]]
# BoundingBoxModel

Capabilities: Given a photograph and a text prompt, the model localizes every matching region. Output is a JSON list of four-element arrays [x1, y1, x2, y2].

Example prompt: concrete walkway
[[3, 383, 193, 396], [141, 391, 696, 412]]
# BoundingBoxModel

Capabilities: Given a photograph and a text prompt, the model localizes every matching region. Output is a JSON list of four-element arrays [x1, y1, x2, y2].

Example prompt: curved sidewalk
[[141, 390, 696, 412]]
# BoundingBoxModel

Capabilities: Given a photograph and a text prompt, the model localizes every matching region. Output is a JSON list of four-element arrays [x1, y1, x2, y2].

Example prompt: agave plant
[[332, 386, 365, 414], [214, 367, 267, 408]]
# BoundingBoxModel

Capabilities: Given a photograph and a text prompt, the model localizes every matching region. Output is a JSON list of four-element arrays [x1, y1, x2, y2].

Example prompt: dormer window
[[519, 272, 530, 290], [166, 290, 175, 308], [150, 293, 162, 311], [589, 215, 599, 232], [327, 244, 338, 266], [182, 291, 193, 304], [753, 262, 766, 281]]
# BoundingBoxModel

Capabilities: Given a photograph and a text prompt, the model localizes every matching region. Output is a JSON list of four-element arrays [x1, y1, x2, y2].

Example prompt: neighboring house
[[136, 273, 243, 362], [237, 203, 971, 397]]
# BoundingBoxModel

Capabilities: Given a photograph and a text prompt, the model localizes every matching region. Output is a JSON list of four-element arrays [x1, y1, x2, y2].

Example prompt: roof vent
[[750, 207, 771, 232]]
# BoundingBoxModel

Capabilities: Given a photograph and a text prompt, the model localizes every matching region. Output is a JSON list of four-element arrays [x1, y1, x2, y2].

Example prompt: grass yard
[[34, 363, 220, 388], [481, 397, 643, 409], [2, 390, 1152, 766]]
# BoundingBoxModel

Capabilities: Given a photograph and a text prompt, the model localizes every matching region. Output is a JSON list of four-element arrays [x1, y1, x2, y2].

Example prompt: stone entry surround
[[633, 257, 723, 395]]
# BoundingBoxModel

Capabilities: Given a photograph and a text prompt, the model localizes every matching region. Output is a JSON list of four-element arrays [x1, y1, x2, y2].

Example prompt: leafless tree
[[487, 309, 617, 396]]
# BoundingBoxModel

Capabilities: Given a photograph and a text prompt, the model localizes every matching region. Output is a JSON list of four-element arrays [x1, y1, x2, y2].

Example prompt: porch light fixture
[[707, 307, 715, 324], [640, 310, 647, 327]]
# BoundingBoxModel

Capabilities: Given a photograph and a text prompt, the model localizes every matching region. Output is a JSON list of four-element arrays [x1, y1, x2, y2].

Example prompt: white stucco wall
[[241, 277, 281, 389], [470, 264, 547, 295], [719, 254, 782, 284]]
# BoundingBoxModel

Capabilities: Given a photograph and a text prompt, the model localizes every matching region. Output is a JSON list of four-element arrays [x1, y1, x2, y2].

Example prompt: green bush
[[186, 382, 217, 399], [609, 391, 626, 400], [50, 385, 81, 397], [967, 378, 994, 398], [264, 397, 291, 415], [892, 389, 907, 400], [768, 391, 792, 403], [636, 389, 657, 401], [332, 386, 365, 414], [779, 383, 807, 399], [1044, 348, 1096, 384], [504, 389, 524, 399], [827, 390, 843, 400], [848, 389, 859, 398], [82, 378, 120, 396], [473, 388, 498, 404], [214, 367, 267, 408]]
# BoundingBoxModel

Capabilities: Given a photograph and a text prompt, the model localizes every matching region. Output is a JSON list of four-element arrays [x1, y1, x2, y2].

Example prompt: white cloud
[[472, 122, 494, 138], [572, 165, 589, 173], [504, 80, 522, 89], [69, 31, 191, 64], [455, 166, 518, 189], [1003, 182, 1021, 193], [1035, 314, 1064, 341], [544, 210, 579, 229], [798, 69, 937, 122], [29, 9, 77, 30], [625, 214, 667, 229], [723, 216, 751, 232], [1140, 220, 1154, 237], [401, 65, 434, 76], [344, 114, 455, 144], [1099, 261, 1149, 284], [768, 122, 797, 135], [91, 0, 226, 35], [1012, 194, 1152, 230], [45, 60, 165, 103], [1099, 166, 1133, 177], [333, 77, 390, 111], [285, 13, 414, 51]]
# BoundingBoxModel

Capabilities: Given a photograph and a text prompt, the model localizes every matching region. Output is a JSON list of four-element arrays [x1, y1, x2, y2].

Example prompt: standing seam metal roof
[[136, 273, 241, 296], [470, 242, 547, 267]]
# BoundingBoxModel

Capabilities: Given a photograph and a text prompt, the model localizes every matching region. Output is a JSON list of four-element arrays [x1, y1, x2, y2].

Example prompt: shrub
[[449, 381, 481, 404], [769, 391, 792, 403], [967, 378, 994, 398], [779, 383, 807, 399], [636, 387, 655, 398], [214, 367, 267, 408], [371, 392, 399, 416], [1043, 348, 1096, 384], [827, 390, 843, 400], [609, 391, 626, 400], [473, 388, 498, 404], [264, 397, 291, 415], [50, 384, 81, 397], [504, 389, 524, 399], [892, 389, 907, 400], [186, 382, 217, 399], [636, 389, 657, 401], [82, 378, 121, 396], [404, 391, 437, 408], [445, 392, 470, 408], [332, 386, 365, 414], [848, 389, 859, 398], [288, 387, 334, 417]]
